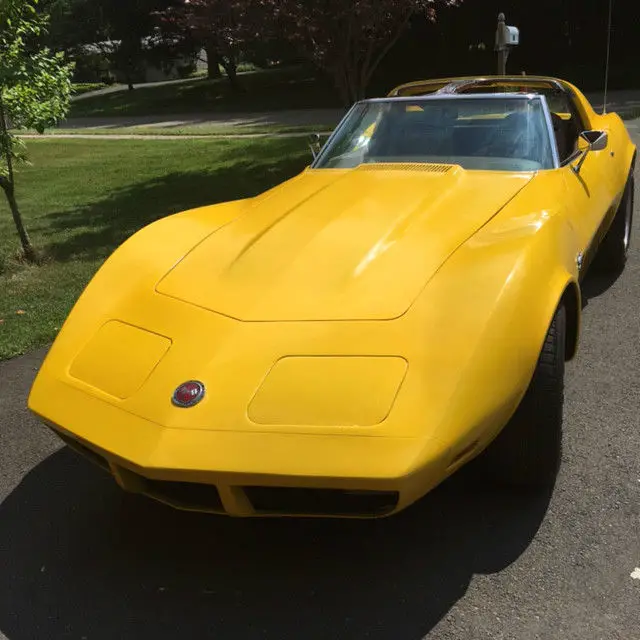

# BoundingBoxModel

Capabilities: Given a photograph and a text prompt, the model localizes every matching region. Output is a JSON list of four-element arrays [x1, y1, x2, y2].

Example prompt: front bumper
[[31, 378, 454, 518]]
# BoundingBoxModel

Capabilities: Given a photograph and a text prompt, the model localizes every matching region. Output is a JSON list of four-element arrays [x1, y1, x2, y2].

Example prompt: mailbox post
[[495, 13, 519, 75]]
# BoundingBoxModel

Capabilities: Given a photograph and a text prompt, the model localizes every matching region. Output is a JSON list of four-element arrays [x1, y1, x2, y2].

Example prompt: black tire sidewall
[[597, 173, 634, 272], [476, 303, 566, 488]]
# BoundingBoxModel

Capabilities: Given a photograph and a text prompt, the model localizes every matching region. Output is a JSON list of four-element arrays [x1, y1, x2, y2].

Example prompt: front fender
[[408, 190, 580, 465], [30, 200, 250, 386], [586, 110, 637, 179]]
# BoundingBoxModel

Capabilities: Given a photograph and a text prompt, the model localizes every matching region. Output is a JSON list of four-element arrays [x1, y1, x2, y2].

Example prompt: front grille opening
[[141, 479, 224, 513], [244, 487, 399, 517], [55, 431, 110, 472]]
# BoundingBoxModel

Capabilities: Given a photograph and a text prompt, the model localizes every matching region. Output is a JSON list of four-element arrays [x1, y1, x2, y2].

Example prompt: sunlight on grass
[[0, 138, 310, 359], [19, 124, 336, 137]]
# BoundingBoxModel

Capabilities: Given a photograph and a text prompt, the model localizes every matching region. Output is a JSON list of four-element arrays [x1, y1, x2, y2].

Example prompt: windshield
[[314, 96, 556, 172]]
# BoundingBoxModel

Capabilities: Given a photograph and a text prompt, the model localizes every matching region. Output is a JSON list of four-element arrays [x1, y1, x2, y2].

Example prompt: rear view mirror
[[580, 130, 608, 151], [573, 130, 608, 173]]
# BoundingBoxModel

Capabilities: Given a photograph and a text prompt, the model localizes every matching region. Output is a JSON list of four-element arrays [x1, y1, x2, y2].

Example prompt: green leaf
[[0, 0, 73, 169]]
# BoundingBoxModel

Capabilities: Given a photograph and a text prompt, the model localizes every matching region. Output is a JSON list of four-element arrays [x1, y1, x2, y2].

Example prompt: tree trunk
[[352, 79, 366, 102], [336, 83, 351, 108], [332, 63, 361, 107], [221, 56, 243, 91], [330, 62, 350, 107], [126, 61, 135, 90], [0, 95, 37, 263], [205, 45, 222, 79], [0, 179, 37, 263]]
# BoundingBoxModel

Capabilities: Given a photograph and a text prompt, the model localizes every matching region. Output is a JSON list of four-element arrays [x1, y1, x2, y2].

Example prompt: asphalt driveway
[[1, 129, 639, 640]]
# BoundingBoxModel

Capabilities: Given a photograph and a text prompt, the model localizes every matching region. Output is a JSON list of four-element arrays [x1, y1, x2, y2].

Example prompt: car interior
[[396, 80, 587, 165], [452, 83, 586, 164], [364, 103, 553, 171]]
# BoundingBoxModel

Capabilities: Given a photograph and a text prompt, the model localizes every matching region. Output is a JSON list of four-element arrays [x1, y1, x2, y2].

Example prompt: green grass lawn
[[70, 66, 342, 118], [72, 82, 108, 96], [0, 137, 310, 360], [19, 123, 337, 137]]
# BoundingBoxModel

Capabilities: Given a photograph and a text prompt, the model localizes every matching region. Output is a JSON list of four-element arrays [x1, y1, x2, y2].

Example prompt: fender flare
[[561, 280, 581, 361]]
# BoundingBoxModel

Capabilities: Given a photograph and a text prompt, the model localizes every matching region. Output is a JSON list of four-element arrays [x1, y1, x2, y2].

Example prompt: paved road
[[59, 88, 640, 132], [19, 131, 332, 141], [61, 108, 347, 131], [1, 132, 639, 640]]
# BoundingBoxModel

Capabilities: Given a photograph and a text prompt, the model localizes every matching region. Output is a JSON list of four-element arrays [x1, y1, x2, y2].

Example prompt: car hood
[[156, 165, 534, 321]]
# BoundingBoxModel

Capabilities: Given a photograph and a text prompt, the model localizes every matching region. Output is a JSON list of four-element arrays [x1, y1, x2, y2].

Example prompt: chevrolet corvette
[[28, 76, 636, 518]]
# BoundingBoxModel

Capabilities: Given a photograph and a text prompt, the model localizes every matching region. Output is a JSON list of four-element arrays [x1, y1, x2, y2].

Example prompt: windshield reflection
[[314, 97, 555, 172]]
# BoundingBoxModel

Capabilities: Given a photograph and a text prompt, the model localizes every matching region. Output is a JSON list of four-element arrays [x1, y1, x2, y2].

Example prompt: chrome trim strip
[[362, 93, 542, 104], [539, 95, 561, 169], [311, 104, 359, 169]]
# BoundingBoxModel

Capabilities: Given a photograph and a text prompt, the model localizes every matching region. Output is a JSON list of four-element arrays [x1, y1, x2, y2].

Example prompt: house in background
[[73, 39, 207, 85]]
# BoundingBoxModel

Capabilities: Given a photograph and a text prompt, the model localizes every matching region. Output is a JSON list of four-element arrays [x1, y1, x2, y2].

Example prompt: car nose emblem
[[172, 381, 205, 408]]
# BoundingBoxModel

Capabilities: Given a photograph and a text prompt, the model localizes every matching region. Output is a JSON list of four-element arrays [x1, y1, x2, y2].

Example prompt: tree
[[40, 0, 103, 51], [270, 0, 463, 104], [152, 3, 211, 77], [100, 0, 165, 90], [189, 0, 265, 87], [158, 0, 266, 85], [0, 0, 73, 262], [44, 0, 183, 89]]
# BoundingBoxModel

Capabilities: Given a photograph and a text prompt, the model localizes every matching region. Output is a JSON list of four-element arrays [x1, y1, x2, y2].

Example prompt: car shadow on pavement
[[0, 448, 553, 640], [580, 263, 625, 308]]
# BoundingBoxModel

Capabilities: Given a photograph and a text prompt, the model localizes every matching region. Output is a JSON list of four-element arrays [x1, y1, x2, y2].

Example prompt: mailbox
[[506, 26, 519, 46]]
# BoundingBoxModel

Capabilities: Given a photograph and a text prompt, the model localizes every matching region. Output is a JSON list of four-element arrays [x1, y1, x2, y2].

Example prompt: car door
[[559, 130, 618, 276]]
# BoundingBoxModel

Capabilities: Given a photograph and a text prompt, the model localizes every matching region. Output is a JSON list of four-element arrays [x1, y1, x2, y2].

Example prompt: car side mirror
[[308, 133, 322, 160], [573, 130, 608, 173], [581, 130, 608, 151]]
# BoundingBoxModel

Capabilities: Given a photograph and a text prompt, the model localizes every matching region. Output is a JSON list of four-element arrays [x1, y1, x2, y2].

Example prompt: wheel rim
[[623, 189, 633, 251]]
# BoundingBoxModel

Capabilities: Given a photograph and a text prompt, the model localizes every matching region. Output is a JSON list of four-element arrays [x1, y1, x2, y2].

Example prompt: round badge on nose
[[172, 381, 205, 408]]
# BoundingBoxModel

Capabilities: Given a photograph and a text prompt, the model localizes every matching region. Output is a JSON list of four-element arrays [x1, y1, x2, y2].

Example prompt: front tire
[[597, 174, 634, 273], [480, 303, 566, 488]]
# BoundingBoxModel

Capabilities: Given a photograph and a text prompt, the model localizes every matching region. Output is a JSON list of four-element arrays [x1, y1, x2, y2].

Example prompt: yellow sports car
[[28, 76, 636, 518]]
